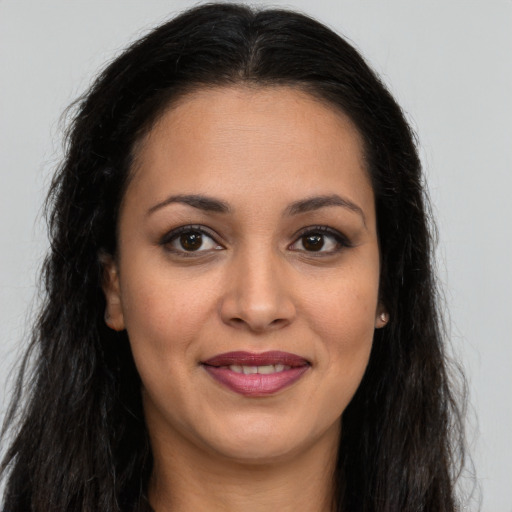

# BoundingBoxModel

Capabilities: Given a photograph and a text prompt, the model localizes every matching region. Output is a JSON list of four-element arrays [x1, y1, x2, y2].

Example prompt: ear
[[99, 252, 125, 331], [375, 303, 389, 329]]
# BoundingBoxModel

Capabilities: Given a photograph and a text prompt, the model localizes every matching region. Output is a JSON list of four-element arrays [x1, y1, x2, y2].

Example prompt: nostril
[[227, 316, 289, 332], [219, 291, 296, 332]]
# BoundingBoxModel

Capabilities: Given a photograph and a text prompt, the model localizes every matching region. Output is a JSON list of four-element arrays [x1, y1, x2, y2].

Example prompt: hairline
[[123, 80, 374, 221]]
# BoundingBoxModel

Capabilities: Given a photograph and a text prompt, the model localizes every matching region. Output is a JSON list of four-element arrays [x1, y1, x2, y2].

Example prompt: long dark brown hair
[[1, 3, 466, 511]]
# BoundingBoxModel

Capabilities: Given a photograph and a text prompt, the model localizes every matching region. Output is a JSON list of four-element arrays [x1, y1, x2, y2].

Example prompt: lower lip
[[203, 365, 309, 396]]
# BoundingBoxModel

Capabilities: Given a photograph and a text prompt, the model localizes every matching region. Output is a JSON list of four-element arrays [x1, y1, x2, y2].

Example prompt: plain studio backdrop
[[0, 1, 511, 510]]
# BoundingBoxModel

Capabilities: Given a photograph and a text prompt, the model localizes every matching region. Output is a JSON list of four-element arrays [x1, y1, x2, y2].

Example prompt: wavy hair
[[1, 3, 465, 511]]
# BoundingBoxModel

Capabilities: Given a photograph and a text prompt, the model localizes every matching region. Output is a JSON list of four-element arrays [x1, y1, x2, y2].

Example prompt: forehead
[[126, 85, 373, 218], [139, 85, 365, 156]]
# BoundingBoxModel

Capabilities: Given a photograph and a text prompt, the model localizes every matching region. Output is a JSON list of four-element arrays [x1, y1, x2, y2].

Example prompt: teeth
[[228, 364, 291, 374], [257, 365, 275, 374]]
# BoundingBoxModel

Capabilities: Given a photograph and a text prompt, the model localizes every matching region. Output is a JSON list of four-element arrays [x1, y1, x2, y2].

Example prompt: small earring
[[379, 311, 389, 326], [104, 311, 111, 324]]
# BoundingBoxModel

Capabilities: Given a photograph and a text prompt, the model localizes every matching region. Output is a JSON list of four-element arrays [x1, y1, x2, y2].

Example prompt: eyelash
[[159, 225, 351, 257], [159, 225, 223, 256], [289, 225, 351, 255]]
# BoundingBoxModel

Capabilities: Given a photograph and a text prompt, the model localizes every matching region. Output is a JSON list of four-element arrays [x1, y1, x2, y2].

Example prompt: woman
[[0, 3, 465, 511]]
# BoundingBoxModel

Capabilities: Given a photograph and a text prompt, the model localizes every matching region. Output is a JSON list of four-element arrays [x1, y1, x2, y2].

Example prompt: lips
[[202, 351, 310, 396]]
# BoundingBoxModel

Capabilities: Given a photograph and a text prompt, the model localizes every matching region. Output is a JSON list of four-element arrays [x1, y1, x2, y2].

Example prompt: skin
[[103, 86, 387, 512]]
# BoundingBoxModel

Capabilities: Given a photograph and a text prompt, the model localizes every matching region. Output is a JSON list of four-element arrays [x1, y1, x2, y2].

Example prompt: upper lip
[[202, 351, 310, 367]]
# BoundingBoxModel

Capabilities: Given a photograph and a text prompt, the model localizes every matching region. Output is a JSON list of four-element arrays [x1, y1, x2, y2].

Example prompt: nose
[[219, 248, 296, 333]]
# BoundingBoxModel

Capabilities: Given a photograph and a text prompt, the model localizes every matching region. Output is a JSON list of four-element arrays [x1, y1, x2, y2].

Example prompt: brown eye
[[162, 226, 223, 255], [302, 234, 324, 251], [289, 227, 348, 255], [180, 231, 203, 251]]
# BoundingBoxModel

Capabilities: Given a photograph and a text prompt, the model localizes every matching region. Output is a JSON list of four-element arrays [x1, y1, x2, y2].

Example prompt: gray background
[[1, 1, 511, 510]]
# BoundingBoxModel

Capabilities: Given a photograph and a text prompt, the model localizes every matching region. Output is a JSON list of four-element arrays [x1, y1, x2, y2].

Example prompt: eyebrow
[[147, 194, 231, 216], [147, 192, 366, 225], [285, 194, 367, 226]]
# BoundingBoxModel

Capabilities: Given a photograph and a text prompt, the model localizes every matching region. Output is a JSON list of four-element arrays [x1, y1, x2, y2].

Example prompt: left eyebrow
[[284, 194, 367, 226]]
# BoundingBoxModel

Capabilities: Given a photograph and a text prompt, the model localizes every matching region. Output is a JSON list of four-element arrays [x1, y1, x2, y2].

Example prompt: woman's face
[[103, 86, 386, 464]]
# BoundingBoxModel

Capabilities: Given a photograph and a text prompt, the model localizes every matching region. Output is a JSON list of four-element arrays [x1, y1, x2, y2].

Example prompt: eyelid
[[159, 224, 224, 254], [288, 225, 351, 253], [159, 224, 351, 256]]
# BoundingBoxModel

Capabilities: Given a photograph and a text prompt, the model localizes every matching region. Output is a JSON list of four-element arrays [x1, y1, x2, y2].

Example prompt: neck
[[148, 424, 339, 512]]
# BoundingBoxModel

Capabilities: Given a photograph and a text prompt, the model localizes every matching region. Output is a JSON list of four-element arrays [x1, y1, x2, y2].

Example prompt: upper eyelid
[[159, 225, 224, 257], [292, 225, 349, 242], [288, 226, 352, 254], [159, 223, 350, 248], [160, 225, 220, 244]]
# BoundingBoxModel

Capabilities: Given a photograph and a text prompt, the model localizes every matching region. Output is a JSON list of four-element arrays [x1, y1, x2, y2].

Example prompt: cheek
[[119, 273, 210, 418], [119, 264, 217, 370], [306, 263, 379, 334], [304, 266, 378, 384]]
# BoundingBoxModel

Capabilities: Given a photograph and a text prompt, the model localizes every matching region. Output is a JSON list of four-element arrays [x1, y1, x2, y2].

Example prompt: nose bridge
[[220, 243, 295, 331]]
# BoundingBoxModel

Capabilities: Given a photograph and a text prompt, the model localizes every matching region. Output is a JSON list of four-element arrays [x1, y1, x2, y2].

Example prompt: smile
[[228, 364, 291, 374], [202, 351, 310, 396]]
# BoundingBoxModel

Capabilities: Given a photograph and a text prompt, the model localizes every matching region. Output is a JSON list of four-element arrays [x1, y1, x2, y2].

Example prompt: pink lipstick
[[202, 351, 310, 396]]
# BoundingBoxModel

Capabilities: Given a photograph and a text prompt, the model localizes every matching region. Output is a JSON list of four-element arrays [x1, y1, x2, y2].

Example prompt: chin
[[199, 413, 340, 466], [210, 436, 308, 465]]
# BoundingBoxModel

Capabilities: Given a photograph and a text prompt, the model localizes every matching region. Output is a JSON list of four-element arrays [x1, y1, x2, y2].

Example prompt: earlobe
[[99, 252, 125, 331], [375, 305, 389, 329]]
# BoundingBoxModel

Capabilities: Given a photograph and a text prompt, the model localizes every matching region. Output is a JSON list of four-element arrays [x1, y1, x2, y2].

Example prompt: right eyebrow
[[146, 194, 231, 216]]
